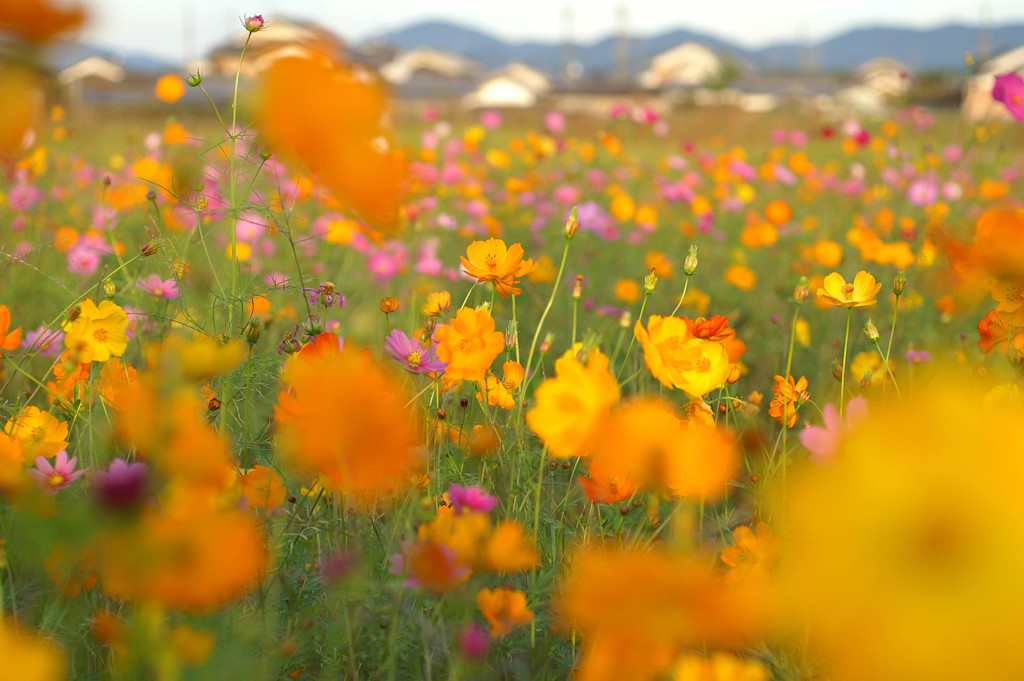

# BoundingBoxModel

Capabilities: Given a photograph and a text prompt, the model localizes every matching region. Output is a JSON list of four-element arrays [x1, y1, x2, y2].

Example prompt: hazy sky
[[80, 0, 1024, 64]]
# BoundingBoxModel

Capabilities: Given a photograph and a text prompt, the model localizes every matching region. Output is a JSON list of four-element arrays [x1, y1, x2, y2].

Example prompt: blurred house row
[[51, 17, 1024, 120]]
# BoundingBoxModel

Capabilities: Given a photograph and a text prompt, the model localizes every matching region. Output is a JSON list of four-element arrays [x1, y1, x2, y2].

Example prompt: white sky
[[79, 0, 1024, 64]]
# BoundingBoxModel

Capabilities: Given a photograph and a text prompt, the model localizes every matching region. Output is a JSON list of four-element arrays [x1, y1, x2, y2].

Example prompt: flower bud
[[245, 320, 262, 346], [460, 396, 470, 408], [243, 14, 265, 32], [564, 205, 579, 239], [793, 276, 810, 303], [683, 245, 698, 276], [301, 314, 324, 338], [832, 359, 844, 381], [102, 278, 116, 298], [619, 310, 632, 329], [186, 71, 203, 87], [504, 320, 518, 351], [643, 268, 658, 294], [572, 275, 583, 299], [893, 271, 907, 296], [864, 319, 880, 343], [146, 190, 157, 201], [208, 397, 222, 411], [141, 241, 158, 257], [380, 297, 400, 314], [540, 333, 554, 355]]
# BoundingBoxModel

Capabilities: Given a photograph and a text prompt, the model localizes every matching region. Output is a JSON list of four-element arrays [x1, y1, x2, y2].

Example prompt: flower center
[[842, 284, 855, 297], [407, 351, 421, 368], [484, 253, 498, 267], [48, 473, 65, 488], [695, 356, 712, 373], [30, 426, 45, 442], [93, 327, 108, 342]]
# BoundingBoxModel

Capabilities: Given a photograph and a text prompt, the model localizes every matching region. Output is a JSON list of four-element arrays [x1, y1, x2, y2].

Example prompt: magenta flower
[[992, 72, 1024, 121], [384, 329, 446, 374], [303, 281, 345, 308], [799, 398, 869, 467], [243, 14, 265, 32], [447, 484, 497, 515], [136, 273, 179, 299], [29, 450, 85, 494], [93, 458, 149, 509], [903, 349, 932, 363]]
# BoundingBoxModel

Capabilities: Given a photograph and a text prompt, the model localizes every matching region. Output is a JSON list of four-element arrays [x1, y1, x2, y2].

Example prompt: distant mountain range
[[363, 20, 1024, 75]]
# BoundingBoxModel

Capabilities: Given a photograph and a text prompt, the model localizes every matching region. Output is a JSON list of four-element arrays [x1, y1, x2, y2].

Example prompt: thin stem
[[882, 295, 900, 398], [518, 238, 571, 408], [840, 308, 852, 420], [226, 32, 254, 338], [617, 292, 650, 380], [669, 275, 692, 317]]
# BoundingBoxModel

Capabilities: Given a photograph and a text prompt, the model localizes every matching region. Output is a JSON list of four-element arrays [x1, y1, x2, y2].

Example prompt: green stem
[[840, 308, 852, 420], [882, 296, 900, 398], [669, 275, 692, 317], [617, 292, 650, 380], [518, 238, 571, 407], [226, 32, 254, 338]]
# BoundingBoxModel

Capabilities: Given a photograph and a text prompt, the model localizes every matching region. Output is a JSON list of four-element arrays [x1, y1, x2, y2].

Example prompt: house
[[380, 48, 481, 98], [462, 62, 551, 109], [962, 45, 1024, 121], [638, 42, 722, 90], [856, 57, 911, 99]]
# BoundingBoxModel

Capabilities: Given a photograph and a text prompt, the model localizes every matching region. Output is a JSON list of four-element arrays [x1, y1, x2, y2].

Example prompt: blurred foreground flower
[[0, 621, 66, 681], [256, 47, 404, 232], [781, 380, 1024, 681], [992, 72, 1024, 121]]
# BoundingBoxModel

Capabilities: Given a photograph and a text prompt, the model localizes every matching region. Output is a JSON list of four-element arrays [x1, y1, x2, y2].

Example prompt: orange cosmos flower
[[816, 271, 882, 308], [720, 522, 778, 586], [274, 341, 421, 501], [257, 48, 404, 233], [95, 358, 137, 410], [0, 623, 66, 681], [476, 587, 534, 638], [634, 316, 731, 398], [154, 74, 185, 104], [94, 505, 266, 612], [0, 305, 22, 356], [460, 238, 537, 298], [0, 0, 85, 43], [421, 291, 452, 317], [557, 546, 769, 681], [477, 361, 524, 409], [673, 653, 769, 681], [578, 456, 638, 504], [434, 308, 505, 383], [768, 374, 808, 428], [591, 399, 736, 500], [239, 465, 287, 511], [526, 349, 620, 458], [978, 309, 1024, 355]]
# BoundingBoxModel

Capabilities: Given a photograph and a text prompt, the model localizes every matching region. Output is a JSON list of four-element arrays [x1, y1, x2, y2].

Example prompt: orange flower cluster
[[460, 238, 538, 297]]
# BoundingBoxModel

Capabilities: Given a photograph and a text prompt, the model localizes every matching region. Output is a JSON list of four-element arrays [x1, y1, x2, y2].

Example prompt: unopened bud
[[793, 276, 810, 303], [436, 408, 446, 421], [141, 241, 158, 257], [380, 297, 400, 314], [564, 205, 579, 239], [504, 320, 518, 350], [301, 314, 324, 338], [146, 190, 157, 201], [832, 359, 844, 381], [460, 396, 470, 408], [683, 245, 698, 276], [208, 397, 222, 411], [421, 317, 438, 341], [572, 275, 583, 299], [102, 279, 116, 298], [643, 268, 658, 294], [864, 319, 879, 343], [540, 333, 554, 354], [186, 71, 203, 87], [243, 14, 265, 32], [67, 305, 81, 323], [245, 319, 262, 346], [893, 271, 906, 296], [619, 310, 632, 329]]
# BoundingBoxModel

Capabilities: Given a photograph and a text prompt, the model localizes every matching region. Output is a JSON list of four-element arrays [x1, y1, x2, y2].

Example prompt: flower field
[[4, 7, 1024, 681]]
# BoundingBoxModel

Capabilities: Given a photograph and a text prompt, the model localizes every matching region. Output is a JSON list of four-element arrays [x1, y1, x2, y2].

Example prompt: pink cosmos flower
[[799, 398, 869, 467], [992, 72, 1024, 121], [29, 450, 85, 494], [136, 273, 180, 299], [447, 484, 497, 515], [93, 458, 149, 509], [479, 110, 502, 130], [21, 326, 63, 359], [544, 110, 566, 134], [384, 330, 446, 374]]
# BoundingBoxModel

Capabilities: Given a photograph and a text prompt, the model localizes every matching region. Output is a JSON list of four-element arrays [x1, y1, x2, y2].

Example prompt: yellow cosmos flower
[[634, 316, 731, 398], [459, 238, 537, 298], [434, 308, 505, 384], [5, 406, 69, 460], [526, 349, 620, 458], [816, 271, 882, 308], [62, 299, 128, 364], [476, 587, 534, 638], [477, 361, 525, 410]]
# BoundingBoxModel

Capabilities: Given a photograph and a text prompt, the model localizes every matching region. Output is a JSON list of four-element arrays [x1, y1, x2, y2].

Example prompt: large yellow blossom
[[526, 349, 619, 458], [816, 271, 882, 308], [62, 298, 128, 363], [634, 315, 731, 397]]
